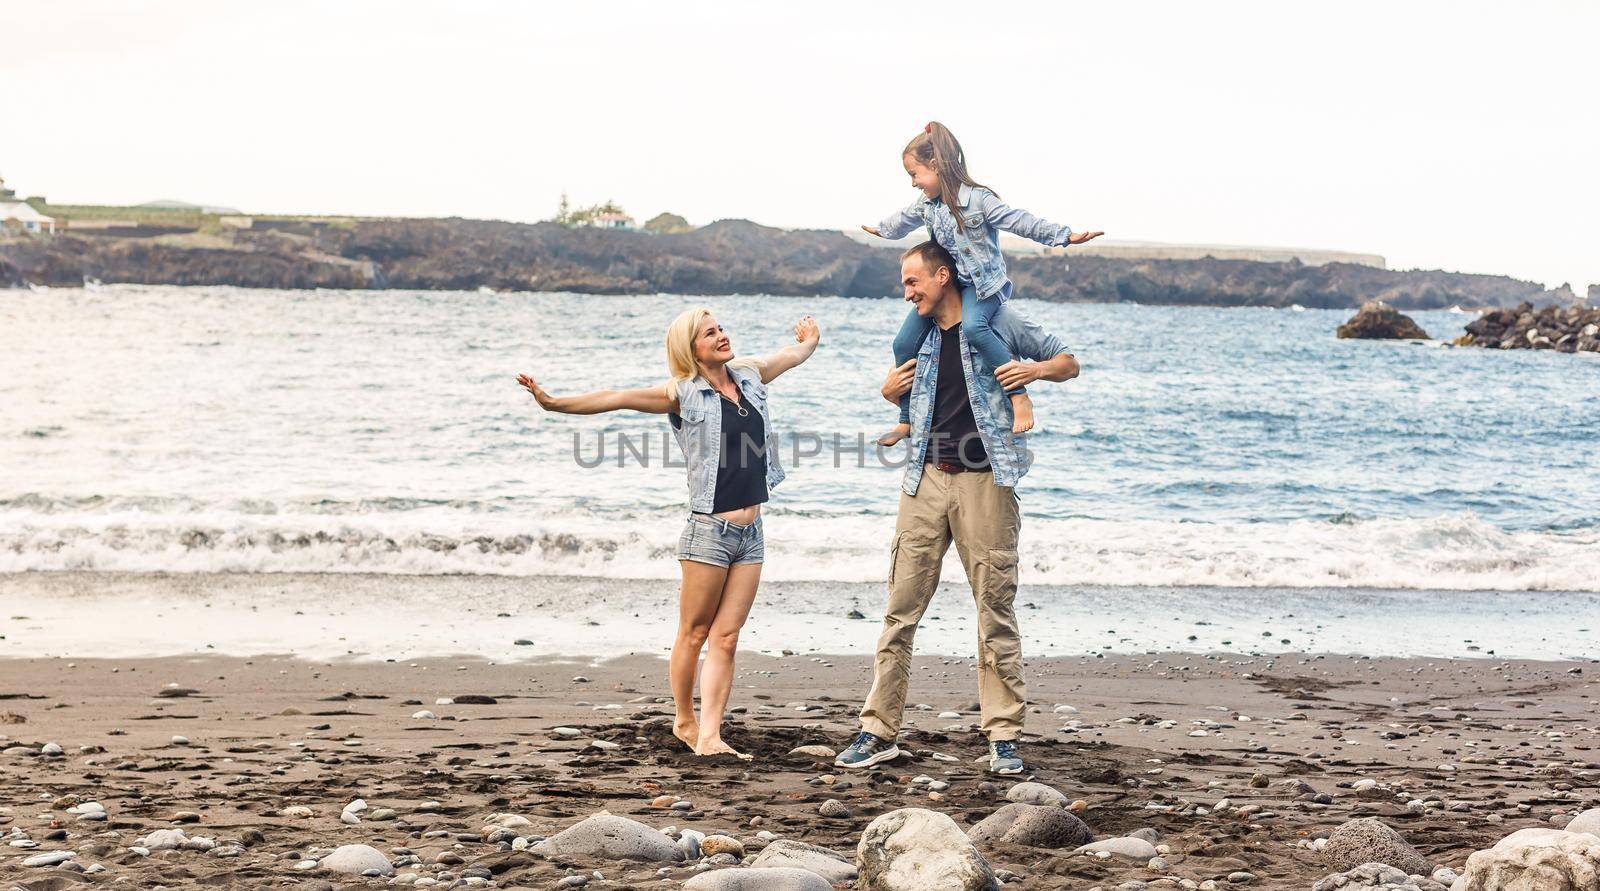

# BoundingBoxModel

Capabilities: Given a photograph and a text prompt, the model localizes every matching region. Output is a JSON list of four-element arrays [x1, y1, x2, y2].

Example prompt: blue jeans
[[676, 514, 764, 567], [891, 283, 1021, 423]]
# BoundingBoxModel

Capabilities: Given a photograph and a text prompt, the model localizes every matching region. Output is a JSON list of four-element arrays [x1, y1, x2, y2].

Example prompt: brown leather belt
[[931, 461, 990, 474]]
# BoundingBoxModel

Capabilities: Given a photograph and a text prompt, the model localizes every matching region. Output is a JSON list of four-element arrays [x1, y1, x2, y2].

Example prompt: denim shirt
[[668, 365, 786, 513], [902, 304, 1070, 495], [876, 183, 1074, 300]]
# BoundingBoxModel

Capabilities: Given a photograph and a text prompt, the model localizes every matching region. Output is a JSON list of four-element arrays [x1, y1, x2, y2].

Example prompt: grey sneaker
[[989, 739, 1024, 775], [834, 731, 901, 769]]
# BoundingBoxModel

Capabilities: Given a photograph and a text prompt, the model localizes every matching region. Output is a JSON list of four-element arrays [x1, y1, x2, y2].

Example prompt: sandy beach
[[2, 622, 1596, 889]]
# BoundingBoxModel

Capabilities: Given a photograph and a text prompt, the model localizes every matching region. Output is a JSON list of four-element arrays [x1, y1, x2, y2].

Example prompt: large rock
[[1338, 301, 1430, 340], [135, 828, 189, 850], [683, 867, 832, 891], [1450, 828, 1600, 890], [1565, 808, 1600, 839], [1312, 862, 1449, 891], [1005, 781, 1070, 807], [531, 813, 682, 862], [319, 844, 394, 876], [968, 803, 1092, 849], [749, 838, 857, 884], [858, 808, 999, 891], [1323, 819, 1429, 876], [1076, 836, 1159, 862]]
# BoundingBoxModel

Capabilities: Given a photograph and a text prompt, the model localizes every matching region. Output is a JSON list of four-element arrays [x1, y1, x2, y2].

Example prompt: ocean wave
[[2, 506, 1596, 592]]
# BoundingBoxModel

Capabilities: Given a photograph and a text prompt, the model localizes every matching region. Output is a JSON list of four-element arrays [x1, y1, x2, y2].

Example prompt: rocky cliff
[[0, 217, 1560, 309]]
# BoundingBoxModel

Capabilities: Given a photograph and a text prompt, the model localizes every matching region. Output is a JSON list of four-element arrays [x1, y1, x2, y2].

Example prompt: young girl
[[865, 121, 1102, 444]]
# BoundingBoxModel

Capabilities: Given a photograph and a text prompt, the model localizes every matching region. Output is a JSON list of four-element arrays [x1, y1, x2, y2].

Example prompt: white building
[[1, 201, 56, 235], [588, 212, 636, 230]]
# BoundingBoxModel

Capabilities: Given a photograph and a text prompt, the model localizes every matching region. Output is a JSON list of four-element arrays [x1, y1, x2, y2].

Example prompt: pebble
[[818, 799, 850, 818], [23, 851, 73, 867]]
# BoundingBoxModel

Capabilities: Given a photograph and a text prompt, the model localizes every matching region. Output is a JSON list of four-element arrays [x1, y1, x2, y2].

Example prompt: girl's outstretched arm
[[516, 374, 677, 415], [752, 316, 821, 384], [978, 190, 1104, 247], [865, 200, 924, 240]]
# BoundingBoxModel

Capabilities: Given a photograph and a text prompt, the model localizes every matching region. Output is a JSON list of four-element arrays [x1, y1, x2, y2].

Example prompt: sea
[[3, 285, 1598, 659]]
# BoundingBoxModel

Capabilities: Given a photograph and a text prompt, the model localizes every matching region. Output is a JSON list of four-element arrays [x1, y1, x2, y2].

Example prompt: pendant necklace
[[718, 387, 749, 417]]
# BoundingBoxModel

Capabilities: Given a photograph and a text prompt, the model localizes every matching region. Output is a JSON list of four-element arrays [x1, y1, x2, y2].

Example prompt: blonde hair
[[661, 306, 758, 400]]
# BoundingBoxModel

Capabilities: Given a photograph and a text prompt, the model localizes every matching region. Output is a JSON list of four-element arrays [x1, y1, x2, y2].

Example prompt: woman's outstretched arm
[[516, 374, 677, 415], [752, 316, 821, 384]]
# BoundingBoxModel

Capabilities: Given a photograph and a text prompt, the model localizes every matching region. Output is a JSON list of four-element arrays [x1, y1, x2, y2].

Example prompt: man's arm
[[988, 305, 1079, 390]]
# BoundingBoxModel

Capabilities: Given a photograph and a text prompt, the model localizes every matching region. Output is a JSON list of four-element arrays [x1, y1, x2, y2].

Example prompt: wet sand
[[2, 648, 1597, 889]]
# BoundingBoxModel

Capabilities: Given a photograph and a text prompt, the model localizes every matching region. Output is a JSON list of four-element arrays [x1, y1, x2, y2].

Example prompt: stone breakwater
[[1457, 301, 1600, 353]]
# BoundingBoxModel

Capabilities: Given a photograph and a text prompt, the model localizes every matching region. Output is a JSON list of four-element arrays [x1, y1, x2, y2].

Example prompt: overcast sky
[[4, 1, 1596, 290]]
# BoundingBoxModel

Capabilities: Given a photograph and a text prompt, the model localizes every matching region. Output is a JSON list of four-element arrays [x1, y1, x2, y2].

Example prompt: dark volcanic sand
[[1, 651, 1596, 889]]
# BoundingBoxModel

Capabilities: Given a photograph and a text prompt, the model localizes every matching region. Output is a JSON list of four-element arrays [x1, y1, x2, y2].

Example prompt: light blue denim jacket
[[668, 365, 785, 513], [876, 183, 1074, 301], [902, 304, 1070, 495]]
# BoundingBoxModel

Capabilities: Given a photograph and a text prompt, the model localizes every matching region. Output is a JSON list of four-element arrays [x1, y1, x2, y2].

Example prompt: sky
[[3, 1, 1597, 291]]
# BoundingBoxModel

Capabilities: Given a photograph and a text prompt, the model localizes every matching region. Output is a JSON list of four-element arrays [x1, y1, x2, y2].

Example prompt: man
[[837, 241, 1079, 775]]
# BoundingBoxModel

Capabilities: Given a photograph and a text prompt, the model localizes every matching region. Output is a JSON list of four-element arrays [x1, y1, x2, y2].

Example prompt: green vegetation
[[550, 192, 627, 227], [645, 212, 694, 234]]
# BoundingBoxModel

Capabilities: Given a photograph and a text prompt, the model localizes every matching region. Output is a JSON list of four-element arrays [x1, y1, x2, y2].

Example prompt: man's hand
[[516, 373, 558, 410], [793, 315, 820, 345], [1067, 230, 1105, 245], [881, 357, 916, 404], [994, 360, 1042, 391], [861, 224, 883, 238]]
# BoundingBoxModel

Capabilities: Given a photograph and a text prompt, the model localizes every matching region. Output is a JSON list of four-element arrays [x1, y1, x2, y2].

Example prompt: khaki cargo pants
[[859, 466, 1025, 741]]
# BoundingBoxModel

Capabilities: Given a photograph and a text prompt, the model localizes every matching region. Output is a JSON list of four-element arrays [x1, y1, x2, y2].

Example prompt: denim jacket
[[876, 183, 1074, 300], [902, 304, 1070, 495], [668, 365, 786, 513]]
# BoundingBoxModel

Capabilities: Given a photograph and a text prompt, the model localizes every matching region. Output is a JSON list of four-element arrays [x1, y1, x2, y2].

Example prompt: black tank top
[[712, 389, 769, 513]]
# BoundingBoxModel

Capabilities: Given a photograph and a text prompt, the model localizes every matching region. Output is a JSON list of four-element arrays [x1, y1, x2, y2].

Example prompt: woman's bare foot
[[1010, 392, 1035, 434], [673, 718, 700, 752], [877, 422, 911, 447], [695, 735, 753, 760]]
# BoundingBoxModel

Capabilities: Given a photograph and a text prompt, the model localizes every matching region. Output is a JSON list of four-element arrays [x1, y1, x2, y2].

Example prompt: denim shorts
[[677, 514, 764, 567]]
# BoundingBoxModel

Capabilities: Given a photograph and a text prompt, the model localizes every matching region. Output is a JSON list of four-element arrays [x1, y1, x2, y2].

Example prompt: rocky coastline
[[0, 216, 1567, 310]]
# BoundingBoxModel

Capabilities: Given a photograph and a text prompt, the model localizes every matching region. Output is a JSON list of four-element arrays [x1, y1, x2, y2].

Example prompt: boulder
[[1451, 828, 1600, 890], [532, 813, 682, 862], [1565, 808, 1600, 839], [319, 844, 394, 876], [1005, 781, 1070, 807], [1338, 302, 1430, 340], [1076, 836, 1159, 862], [858, 808, 999, 891], [968, 803, 1092, 849], [749, 838, 857, 884], [1323, 818, 1429, 876], [683, 867, 833, 891]]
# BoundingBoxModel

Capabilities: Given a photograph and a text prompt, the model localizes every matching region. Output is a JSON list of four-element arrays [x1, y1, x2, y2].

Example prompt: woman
[[517, 308, 820, 758]]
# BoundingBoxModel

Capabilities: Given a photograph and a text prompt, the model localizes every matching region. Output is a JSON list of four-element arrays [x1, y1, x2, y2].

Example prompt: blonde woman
[[517, 309, 820, 758]]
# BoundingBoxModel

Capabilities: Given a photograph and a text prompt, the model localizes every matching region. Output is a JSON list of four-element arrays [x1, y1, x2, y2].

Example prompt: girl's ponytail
[[903, 120, 996, 232]]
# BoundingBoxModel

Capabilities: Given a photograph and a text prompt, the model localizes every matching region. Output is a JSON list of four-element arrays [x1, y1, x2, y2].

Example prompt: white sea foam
[[3, 505, 1595, 592]]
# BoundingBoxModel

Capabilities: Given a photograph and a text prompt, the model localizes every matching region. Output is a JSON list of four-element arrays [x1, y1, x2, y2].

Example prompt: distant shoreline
[[0, 216, 1573, 310]]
